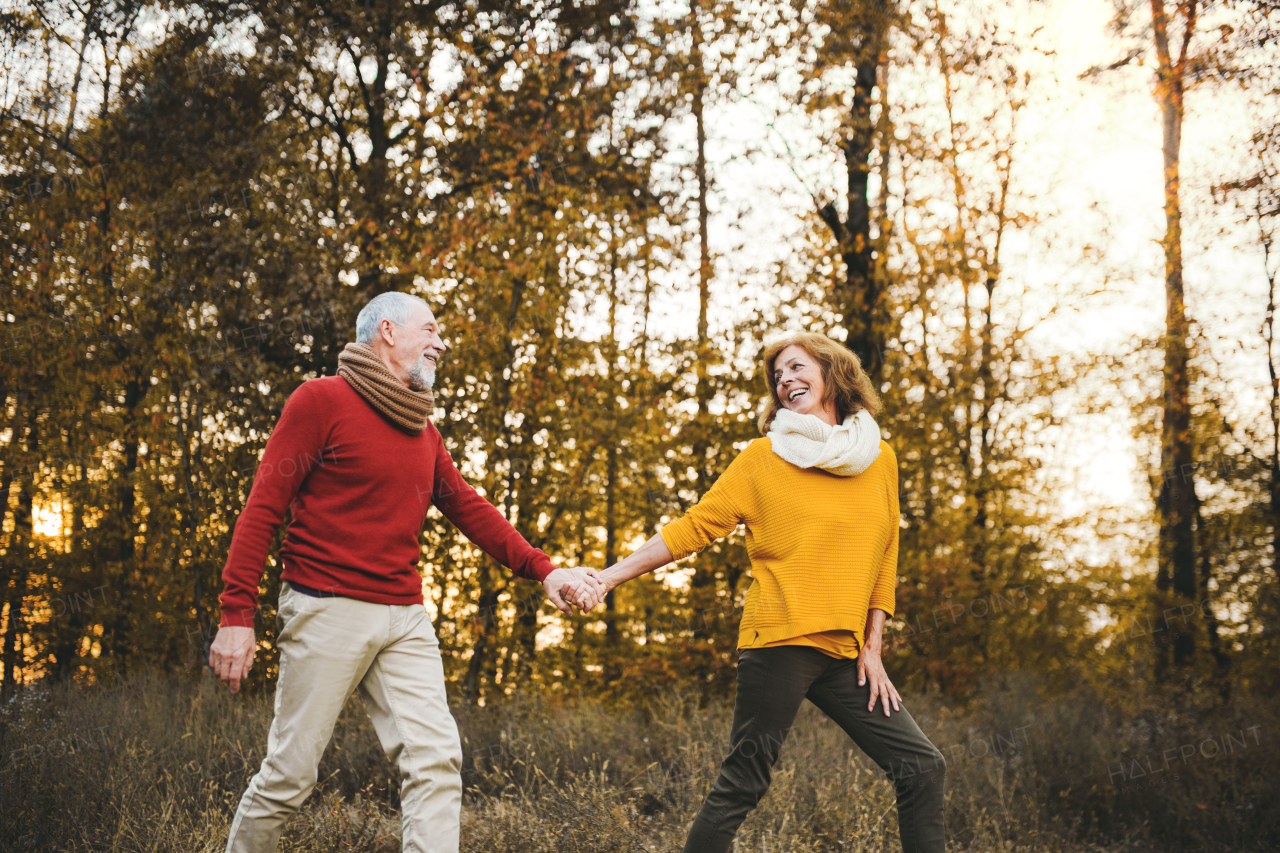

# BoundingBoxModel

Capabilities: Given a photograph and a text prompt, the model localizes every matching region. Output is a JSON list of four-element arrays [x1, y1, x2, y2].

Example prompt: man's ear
[[379, 318, 397, 346]]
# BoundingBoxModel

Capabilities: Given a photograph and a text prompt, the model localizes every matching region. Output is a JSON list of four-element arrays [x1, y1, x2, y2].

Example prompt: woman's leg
[[681, 646, 829, 853], [804, 659, 947, 853]]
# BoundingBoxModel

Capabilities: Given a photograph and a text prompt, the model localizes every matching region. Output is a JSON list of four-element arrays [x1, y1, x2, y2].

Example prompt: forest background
[[2, 0, 1279, 851]]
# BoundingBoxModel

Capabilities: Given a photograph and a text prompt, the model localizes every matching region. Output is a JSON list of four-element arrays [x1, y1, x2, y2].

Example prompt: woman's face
[[773, 344, 837, 424]]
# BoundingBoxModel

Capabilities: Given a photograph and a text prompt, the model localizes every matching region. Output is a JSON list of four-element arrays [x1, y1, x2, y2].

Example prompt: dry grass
[[1, 671, 1275, 852]]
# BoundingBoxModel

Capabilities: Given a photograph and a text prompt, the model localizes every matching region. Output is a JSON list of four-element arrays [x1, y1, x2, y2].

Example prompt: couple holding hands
[[209, 291, 946, 853]]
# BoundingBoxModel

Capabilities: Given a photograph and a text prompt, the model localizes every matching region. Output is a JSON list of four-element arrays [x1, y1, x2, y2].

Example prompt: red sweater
[[218, 375, 556, 628]]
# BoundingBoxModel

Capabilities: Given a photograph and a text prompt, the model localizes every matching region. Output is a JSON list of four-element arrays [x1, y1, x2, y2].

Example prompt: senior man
[[209, 291, 603, 853]]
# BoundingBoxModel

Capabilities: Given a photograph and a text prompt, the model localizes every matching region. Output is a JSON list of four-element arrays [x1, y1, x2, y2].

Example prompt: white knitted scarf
[[767, 408, 883, 476]]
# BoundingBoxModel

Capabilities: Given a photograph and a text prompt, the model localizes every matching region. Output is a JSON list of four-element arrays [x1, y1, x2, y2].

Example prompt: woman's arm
[[863, 607, 888, 656], [599, 533, 675, 596], [563, 532, 675, 611], [858, 607, 902, 716], [566, 446, 752, 610]]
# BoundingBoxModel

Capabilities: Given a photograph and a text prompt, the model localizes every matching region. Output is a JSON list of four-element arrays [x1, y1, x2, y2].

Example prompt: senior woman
[[577, 332, 946, 853]]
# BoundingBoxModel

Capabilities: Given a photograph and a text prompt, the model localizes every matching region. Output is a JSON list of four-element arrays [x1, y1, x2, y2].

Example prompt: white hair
[[355, 292, 431, 344]]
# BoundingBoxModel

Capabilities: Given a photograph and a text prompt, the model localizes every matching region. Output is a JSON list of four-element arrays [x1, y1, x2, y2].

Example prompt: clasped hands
[[541, 566, 610, 615]]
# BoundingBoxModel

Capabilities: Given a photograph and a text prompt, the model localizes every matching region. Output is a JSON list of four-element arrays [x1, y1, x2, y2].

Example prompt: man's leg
[[357, 603, 463, 853], [804, 659, 947, 853], [225, 585, 385, 853], [681, 646, 829, 853]]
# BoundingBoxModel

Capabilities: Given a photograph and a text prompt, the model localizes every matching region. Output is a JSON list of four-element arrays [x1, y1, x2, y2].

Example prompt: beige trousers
[[225, 582, 462, 853]]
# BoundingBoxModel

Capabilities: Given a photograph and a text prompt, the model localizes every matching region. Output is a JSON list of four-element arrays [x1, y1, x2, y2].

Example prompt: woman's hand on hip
[[857, 646, 901, 717]]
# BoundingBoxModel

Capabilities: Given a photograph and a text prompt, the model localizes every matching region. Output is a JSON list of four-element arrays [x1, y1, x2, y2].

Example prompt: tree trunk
[[603, 233, 621, 643], [51, 453, 91, 681], [493, 277, 537, 679], [462, 584, 504, 704], [604, 443, 619, 644], [0, 390, 22, 697], [818, 16, 889, 380], [1194, 503, 1230, 695], [974, 151, 1012, 535], [689, 1, 719, 605], [1264, 204, 1280, 583], [178, 388, 211, 662], [352, 20, 399, 295], [0, 462, 16, 700], [1150, 0, 1199, 673], [692, 0, 712, 424], [62, 3, 97, 146], [2, 407, 36, 699]]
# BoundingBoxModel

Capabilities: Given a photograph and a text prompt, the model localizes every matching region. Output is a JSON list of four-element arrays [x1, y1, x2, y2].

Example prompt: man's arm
[[429, 431, 602, 612], [210, 381, 329, 692]]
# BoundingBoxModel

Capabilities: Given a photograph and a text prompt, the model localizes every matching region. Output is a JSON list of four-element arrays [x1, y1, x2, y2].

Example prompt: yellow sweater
[[659, 438, 899, 658]]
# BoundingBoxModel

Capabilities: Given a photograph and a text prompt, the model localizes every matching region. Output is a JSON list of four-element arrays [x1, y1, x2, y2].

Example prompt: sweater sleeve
[[218, 381, 331, 628], [659, 446, 754, 560], [429, 428, 556, 583], [869, 445, 899, 616]]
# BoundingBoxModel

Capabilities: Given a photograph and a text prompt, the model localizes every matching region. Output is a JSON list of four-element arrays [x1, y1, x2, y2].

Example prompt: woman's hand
[[857, 646, 901, 717], [561, 567, 618, 613], [544, 567, 605, 614]]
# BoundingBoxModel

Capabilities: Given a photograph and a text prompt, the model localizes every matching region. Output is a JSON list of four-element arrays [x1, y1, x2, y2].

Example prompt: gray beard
[[407, 360, 435, 392]]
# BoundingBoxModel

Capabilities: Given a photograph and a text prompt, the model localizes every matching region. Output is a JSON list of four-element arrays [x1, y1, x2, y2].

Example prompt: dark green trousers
[[682, 646, 946, 853]]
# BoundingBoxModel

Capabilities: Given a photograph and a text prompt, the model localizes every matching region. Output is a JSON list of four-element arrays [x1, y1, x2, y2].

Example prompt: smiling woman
[[581, 331, 947, 853], [760, 332, 882, 431]]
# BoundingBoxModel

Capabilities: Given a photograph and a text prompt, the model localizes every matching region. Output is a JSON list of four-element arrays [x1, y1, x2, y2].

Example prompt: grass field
[[1, 671, 1275, 852]]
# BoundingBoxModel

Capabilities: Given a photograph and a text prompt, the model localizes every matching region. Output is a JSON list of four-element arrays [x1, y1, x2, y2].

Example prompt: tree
[[799, 0, 901, 379], [1146, 0, 1201, 672]]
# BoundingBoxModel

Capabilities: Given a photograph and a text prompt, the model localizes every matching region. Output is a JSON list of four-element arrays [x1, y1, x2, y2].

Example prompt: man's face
[[383, 304, 446, 391]]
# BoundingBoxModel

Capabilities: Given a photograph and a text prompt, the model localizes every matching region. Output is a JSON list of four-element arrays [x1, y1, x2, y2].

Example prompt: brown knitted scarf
[[336, 342, 434, 435]]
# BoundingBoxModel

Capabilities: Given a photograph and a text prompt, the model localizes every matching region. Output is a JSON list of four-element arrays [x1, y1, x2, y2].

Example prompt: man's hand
[[543, 567, 605, 614], [209, 625, 257, 693], [857, 645, 902, 717], [566, 565, 622, 614]]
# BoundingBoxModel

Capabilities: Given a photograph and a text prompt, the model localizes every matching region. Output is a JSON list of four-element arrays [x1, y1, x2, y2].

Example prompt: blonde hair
[[757, 332, 882, 435]]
